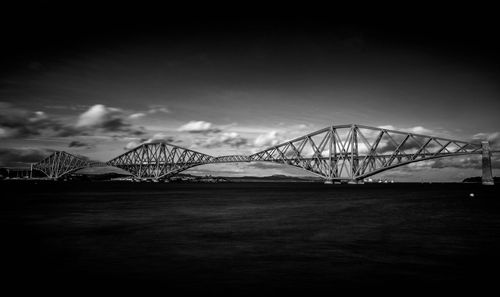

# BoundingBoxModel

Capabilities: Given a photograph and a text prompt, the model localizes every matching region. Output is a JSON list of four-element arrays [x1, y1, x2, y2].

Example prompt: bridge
[[32, 151, 107, 179], [25, 124, 496, 185]]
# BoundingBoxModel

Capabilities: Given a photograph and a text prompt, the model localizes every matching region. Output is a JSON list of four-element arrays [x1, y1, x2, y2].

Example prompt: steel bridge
[[29, 124, 496, 185], [32, 151, 107, 179]]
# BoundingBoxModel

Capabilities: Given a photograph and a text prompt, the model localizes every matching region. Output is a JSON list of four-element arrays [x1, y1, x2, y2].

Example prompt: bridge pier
[[324, 179, 365, 184], [482, 141, 494, 185], [348, 179, 364, 185]]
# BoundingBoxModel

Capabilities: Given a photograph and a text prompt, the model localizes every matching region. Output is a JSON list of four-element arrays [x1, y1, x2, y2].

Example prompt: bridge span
[[27, 124, 496, 185]]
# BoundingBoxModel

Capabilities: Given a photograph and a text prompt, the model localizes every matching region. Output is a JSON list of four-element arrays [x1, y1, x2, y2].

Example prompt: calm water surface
[[2, 181, 499, 294]]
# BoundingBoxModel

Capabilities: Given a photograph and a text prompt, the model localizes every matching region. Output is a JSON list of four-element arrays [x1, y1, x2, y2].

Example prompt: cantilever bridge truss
[[31, 124, 494, 183], [107, 143, 214, 180], [32, 151, 106, 179]]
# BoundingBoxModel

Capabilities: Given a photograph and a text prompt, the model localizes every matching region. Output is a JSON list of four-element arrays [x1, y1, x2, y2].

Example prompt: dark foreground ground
[[1, 181, 499, 295]]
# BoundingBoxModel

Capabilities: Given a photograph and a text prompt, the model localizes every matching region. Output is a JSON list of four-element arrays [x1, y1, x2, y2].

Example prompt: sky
[[1, 16, 499, 181]]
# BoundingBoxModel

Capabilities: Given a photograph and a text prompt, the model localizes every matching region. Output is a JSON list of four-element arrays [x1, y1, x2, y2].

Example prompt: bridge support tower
[[482, 141, 494, 185]]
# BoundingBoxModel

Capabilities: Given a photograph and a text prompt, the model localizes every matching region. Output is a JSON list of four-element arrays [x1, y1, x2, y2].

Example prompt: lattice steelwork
[[32, 151, 101, 179], [249, 124, 482, 182], [107, 142, 214, 179], [30, 124, 488, 181], [212, 155, 250, 163]]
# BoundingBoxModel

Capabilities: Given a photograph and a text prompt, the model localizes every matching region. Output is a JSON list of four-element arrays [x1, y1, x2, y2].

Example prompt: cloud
[[376, 139, 428, 154], [473, 132, 500, 149], [68, 141, 89, 148], [54, 126, 84, 137], [145, 133, 175, 144], [430, 157, 481, 169], [0, 127, 14, 138], [366, 154, 500, 172], [76, 104, 125, 130], [371, 125, 442, 154], [378, 125, 435, 135], [128, 105, 170, 120], [401, 126, 434, 135], [147, 105, 170, 114], [0, 127, 7, 138], [129, 113, 146, 119], [30, 111, 47, 121], [247, 162, 286, 170], [430, 155, 500, 169], [76, 104, 111, 127], [73, 154, 94, 162], [123, 133, 176, 150], [72, 104, 145, 136], [195, 132, 248, 148], [0, 102, 65, 138], [0, 102, 146, 139], [254, 131, 280, 147], [178, 121, 221, 134], [124, 141, 141, 150], [0, 148, 54, 166]]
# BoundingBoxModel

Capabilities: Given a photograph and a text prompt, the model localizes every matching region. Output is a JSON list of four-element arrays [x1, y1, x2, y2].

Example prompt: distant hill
[[70, 166, 132, 181], [71, 172, 132, 181], [462, 176, 500, 183], [179, 173, 323, 182], [64, 170, 322, 182], [74, 166, 132, 175]]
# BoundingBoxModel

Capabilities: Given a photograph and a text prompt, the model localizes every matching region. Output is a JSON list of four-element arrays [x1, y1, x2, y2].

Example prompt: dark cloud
[[0, 102, 146, 139], [0, 148, 54, 166], [55, 126, 84, 137], [100, 118, 129, 132], [131, 129, 147, 136], [0, 147, 99, 167], [178, 121, 221, 134], [376, 138, 440, 154], [74, 104, 145, 136], [247, 162, 287, 170], [225, 137, 247, 148], [375, 154, 499, 172], [431, 155, 500, 170], [68, 141, 89, 148], [195, 132, 248, 148], [0, 102, 66, 138], [472, 132, 500, 150], [74, 154, 96, 163]]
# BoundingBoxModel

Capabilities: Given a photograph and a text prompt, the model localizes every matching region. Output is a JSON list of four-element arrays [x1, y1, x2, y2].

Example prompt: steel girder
[[249, 124, 482, 181], [106, 142, 214, 179], [30, 124, 485, 181], [32, 151, 104, 179], [107, 124, 481, 181], [212, 155, 250, 163]]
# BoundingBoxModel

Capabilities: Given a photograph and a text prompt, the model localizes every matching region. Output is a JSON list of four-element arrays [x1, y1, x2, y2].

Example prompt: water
[[1, 181, 499, 294]]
